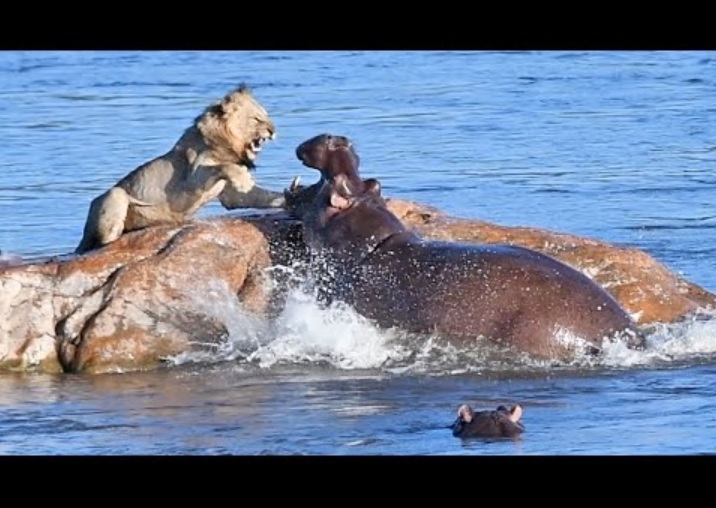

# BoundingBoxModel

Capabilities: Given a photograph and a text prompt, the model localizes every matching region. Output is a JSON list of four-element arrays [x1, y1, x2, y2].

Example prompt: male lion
[[75, 84, 285, 254]]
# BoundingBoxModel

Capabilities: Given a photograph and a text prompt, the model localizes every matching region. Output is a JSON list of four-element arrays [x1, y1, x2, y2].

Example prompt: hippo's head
[[289, 134, 409, 260], [451, 403, 525, 439], [296, 134, 359, 173], [295, 133, 367, 199], [292, 133, 383, 214]]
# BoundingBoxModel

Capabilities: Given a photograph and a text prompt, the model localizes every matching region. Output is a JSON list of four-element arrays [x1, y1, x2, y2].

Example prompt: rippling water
[[1, 51, 715, 455]]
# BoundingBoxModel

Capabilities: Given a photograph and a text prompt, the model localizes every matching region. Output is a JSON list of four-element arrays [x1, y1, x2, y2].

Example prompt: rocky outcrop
[[1, 200, 714, 374], [0, 218, 277, 374]]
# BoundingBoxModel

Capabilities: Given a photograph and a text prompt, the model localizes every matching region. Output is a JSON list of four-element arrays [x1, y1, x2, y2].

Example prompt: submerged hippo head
[[451, 403, 525, 439]]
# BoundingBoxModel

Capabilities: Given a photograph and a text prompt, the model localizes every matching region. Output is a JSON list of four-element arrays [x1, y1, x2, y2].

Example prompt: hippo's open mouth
[[295, 133, 354, 170]]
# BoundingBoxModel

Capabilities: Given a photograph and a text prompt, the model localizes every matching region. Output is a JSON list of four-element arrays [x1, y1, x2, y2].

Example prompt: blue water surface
[[0, 51, 715, 455]]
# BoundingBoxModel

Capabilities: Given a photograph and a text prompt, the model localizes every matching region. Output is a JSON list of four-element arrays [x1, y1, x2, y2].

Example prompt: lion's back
[[117, 153, 182, 202]]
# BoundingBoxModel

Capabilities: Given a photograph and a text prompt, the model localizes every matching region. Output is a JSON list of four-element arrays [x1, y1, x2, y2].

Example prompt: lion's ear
[[222, 84, 252, 106], [225, 83, 251, 98], [218, 84, 254, 115], [204, 102, 225, 119]]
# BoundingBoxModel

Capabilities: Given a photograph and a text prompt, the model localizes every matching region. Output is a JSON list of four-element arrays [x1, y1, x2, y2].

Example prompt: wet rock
[[1, 218, 274, 374], [1, 200, 713, 374]]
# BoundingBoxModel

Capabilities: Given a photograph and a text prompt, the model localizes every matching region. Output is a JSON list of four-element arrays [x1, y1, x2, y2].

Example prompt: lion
[[75, 84, 286, 254]]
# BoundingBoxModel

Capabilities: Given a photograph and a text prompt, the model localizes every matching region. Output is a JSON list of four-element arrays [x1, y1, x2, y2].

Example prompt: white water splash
[[166, 278, 273, 366], [0, 250, 22, 266], [601, 309, 716, 368], [247, 287, 412, 370], [163, 270, 716, 374]]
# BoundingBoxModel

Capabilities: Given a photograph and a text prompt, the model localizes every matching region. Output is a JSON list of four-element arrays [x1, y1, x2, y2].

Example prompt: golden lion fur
[[75, 84, 284, 254]]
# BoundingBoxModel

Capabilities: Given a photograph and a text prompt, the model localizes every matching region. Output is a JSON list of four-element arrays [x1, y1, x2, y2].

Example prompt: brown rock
[[1, 201, 714, 374], [1, 219, 274, 374]]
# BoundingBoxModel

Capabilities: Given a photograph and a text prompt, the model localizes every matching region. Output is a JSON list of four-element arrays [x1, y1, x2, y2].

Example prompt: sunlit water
[[1, 51, 715, 455]]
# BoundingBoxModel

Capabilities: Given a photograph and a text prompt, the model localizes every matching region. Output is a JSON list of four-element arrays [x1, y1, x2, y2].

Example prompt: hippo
[[451, 404, 525, 439], [284, 133, 646, 361]]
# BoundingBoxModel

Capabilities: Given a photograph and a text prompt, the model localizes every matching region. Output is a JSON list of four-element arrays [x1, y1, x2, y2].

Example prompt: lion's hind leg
[[75, 187, 131, 254]]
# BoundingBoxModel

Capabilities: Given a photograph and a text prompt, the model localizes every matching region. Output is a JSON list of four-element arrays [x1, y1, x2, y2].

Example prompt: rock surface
[[1, 199, 714, 374], [0, 218, 276, 374]]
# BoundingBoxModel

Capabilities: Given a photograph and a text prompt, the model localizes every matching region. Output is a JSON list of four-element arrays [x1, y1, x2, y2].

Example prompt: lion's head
[[195, 84, 276, 169]]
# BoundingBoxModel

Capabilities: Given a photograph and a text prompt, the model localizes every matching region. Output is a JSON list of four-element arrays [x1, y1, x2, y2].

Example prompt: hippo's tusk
[[341, 180, 352, 196], [290, 176, 301, 192]]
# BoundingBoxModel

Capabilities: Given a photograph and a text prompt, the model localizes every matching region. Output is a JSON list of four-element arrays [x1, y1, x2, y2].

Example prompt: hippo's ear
[[457, 404, 473, 423], [508, 405, 523, 423], [364, 178, 382, 196], [329, 189, 351, 210]]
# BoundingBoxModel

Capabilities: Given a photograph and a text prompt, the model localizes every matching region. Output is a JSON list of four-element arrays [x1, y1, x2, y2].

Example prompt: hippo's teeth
[[290, 176, 301, 191]]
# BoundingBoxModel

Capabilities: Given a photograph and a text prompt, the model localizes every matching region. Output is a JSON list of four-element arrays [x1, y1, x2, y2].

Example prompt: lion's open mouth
[[246, 131, 276, 161]]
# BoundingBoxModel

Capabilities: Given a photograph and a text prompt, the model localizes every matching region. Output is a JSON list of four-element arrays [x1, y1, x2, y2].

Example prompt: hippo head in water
[[288, 133, 410, 260], [451, 403, 525, 439]]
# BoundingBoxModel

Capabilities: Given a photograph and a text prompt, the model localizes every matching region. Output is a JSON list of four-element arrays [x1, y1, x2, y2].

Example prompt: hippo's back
[[350, 239, 643, 359]]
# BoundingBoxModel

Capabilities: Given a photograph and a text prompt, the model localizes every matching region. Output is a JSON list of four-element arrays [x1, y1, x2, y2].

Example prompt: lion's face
[[196, 84, 276, 169]]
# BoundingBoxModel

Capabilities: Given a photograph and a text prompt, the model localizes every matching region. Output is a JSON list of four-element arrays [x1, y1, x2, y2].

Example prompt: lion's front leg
[[75, 187, 131, 254], [182, 177, 228, 217], [280, 175, 325, 218], [219, 184, 285, 210], [217, 163, 285, 209]]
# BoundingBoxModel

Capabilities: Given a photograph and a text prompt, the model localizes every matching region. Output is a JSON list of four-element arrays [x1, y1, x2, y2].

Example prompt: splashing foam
[[163, 266, 716, 373], [0, 250, 22, 265], [165, 277, 273, 367], [601, 309, 716, 368], [247, 288, 411, 369], [162, 266, 413, 371]]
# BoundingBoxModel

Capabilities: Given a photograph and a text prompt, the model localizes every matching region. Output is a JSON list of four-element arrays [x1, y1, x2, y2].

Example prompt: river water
[[0, 50, 715, 455]]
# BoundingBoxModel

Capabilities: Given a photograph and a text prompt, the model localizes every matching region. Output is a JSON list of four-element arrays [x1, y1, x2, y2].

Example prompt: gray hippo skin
[[451, 404, 525, 439], [284, 133, 646, 361]]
